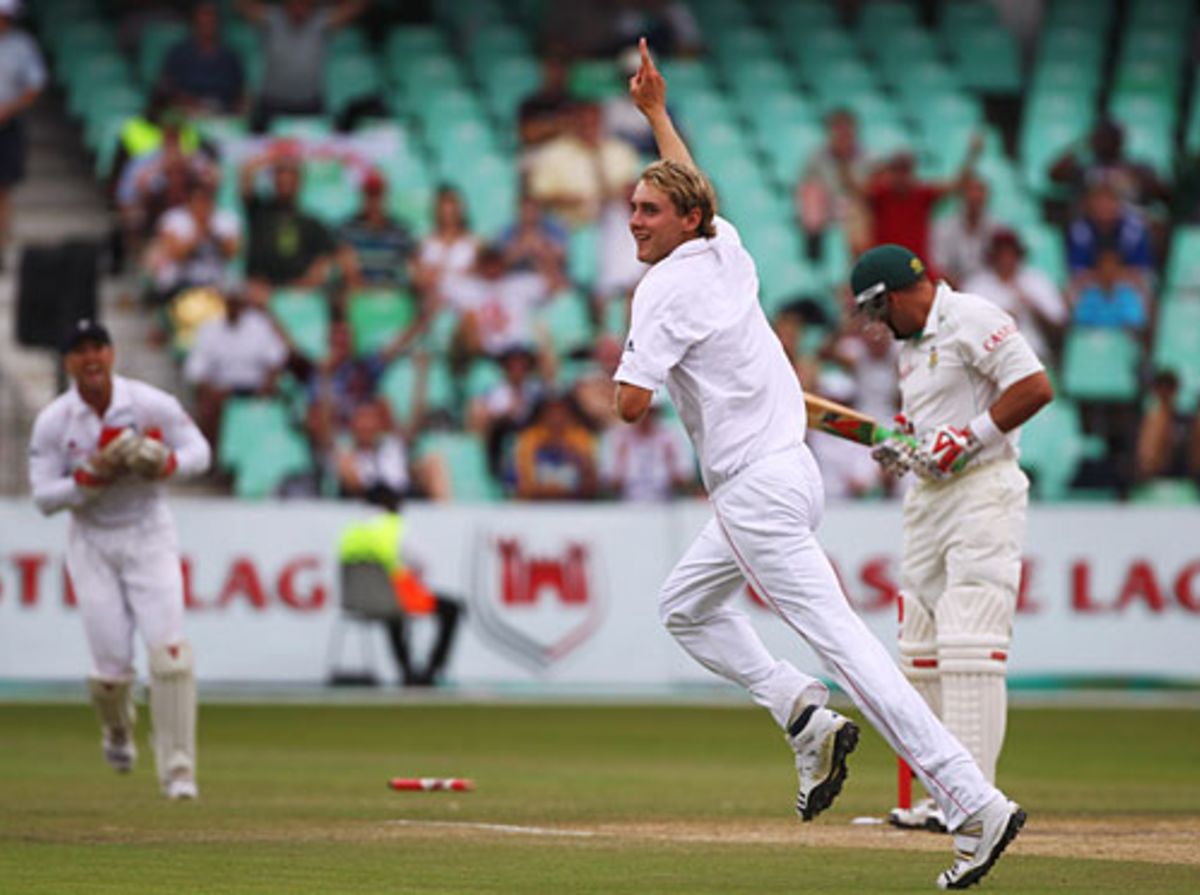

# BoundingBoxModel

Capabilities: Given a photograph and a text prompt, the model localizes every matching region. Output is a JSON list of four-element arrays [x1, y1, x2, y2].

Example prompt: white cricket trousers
[[66, 505, 186, 681], [658, 445, 999, 830]]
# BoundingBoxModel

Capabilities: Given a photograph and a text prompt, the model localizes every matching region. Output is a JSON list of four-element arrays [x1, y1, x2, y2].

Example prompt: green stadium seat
[[856, 1, 918, 43], [690, 0, 752, 30], [1151, 299, 1200, 408], [217, 398, 311, 498], [270, 289, 330, 362], [379, 356, 457, 426], [1018, 398, 1102, 499], [1023, 223, 1068, 287], [808, 59, 878, 103], [1030, 58, 1102, 98], [568, 60, 621, 100], [1164, 226, 1200, 292], [138, 21, 187, 86], [416, 307, 459, 355], [325, 56, 383, 117], [951, 29, 1022, 93], [415, 431, 502, 501], [1128, 0, 1192, 31], [1130, 480, 1200, 505], [347, 290, 418, 357], [328, 26, 369, 58], [1020, 111, 1095, 197], [384, 25, 447, 64], [1062, 328, 1141, 402], [1046, 0, 1114, 30], [535, 290, 594, 357], [940, 1, 1000, 37], [567, 224, 598, 286], [463, 357, 504, 401]]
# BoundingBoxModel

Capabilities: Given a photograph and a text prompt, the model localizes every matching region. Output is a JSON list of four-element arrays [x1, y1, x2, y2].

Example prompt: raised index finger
[[639, 36, 657, 73]]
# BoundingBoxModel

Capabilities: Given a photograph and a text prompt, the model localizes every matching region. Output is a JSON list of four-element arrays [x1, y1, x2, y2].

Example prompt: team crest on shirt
[[928, 347, 939, 369], [625, 338, 635, 353]]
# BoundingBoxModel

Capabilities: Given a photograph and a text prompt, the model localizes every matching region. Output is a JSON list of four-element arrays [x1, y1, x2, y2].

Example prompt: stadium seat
[[1022, 223, 1068, 286], [379, 356, 457, 426], [535, 290, 594, 357], [415, 431, 502, 501], [137, 21, 187, 87], [950, 28, 1022, 93], [217, 398, 312, 498], [347, 290, 418, 356], [463, 357, 504, 401], [1018, 398, 1102, 499], [270, 289, 330, 362], [1061, 329, 1141, 403], [1151, 299, 1200, 408], [1131, 480, 1200, 504], [325, 55, 383, 117]]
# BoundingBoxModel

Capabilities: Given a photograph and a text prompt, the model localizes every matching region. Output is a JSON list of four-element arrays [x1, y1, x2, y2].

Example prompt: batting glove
[[921, 425, 980, 479], [129, 432, 177, 479], [870, 431, 920, 478]]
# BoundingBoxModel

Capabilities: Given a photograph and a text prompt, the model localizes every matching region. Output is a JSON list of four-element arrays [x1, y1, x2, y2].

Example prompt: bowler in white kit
[[28, 320, 211, 800], [613, 40, 1024, 889]]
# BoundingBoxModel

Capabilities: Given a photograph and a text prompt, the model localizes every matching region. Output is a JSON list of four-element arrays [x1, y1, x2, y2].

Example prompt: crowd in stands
[[19, 0, 1200, 504]]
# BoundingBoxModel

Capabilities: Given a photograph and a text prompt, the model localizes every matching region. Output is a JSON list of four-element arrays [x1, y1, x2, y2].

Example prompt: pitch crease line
[[385, 819, 600, 838]]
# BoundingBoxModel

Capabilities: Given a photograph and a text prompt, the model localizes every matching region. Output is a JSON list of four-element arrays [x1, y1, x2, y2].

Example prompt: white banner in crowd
[[1, 499, 1198, 686]]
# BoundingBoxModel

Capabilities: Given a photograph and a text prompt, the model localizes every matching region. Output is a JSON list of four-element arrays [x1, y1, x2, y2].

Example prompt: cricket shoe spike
[[937, 796, 1025, 890], [102, 727, 136, 774], [788, 705, 859, 821], [889, 797, 948, 833]]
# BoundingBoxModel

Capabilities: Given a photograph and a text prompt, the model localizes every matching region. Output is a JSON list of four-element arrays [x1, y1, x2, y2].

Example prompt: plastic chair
[[1061, 329, 1141, 403], [347, 290, 418, 357], [270, 288, 330, 362]]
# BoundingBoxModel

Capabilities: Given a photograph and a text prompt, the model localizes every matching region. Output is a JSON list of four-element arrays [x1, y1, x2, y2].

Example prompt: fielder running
[[29, 320, 211, 800], [614, 40, 1024, 890], [851, 246, 1053, 832]]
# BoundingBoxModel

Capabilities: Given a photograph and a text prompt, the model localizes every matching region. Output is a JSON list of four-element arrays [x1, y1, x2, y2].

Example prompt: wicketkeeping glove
[[95, 427, 140, 477], [73, 459, 114, 498], [129, 430, 177, 479]]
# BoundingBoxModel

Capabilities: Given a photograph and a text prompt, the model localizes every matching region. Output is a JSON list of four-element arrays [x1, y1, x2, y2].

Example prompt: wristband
[[967, 409, 1004, 448]]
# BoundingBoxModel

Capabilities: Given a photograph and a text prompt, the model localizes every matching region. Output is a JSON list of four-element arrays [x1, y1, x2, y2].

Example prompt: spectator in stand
[[1135, 370, 1195, 484], [796, 107, 872, 259], [1049, 118, 1168, 213], [527, 101, 642, 227], [183, 286, 288, 446], [517, 54, 573, 150], [237, 0, 366, 131], [337, 170, 418, 292], [415, 185, 478, 298], [440, 243, 559, 364], [115, 107, 215, 260], [931, 173, 998, 287], [602, 45, 659, 157], [862, 137, 982, 262], [1066, 177, 1153, 287], [333, 398, 410, 501], [544, 0, 702, 57], [498, 193, 568, 278], [963, 229, 1066, 365], [0, 0, 46, 271], [513, 393, 598, 500], [823, 307, 901, 428], [466, 344, 547, 480], [303, 319, 410, 430], [144, 177, 240, 306], [600, 402, 694, 500], [239, 143, 335, 302], [1069, 246, 1150, 334], [804, 368, 886, 501], [159, 1, 246, 116]]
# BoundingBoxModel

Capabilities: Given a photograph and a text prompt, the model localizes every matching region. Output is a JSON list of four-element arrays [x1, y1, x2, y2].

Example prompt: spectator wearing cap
[[512, 393, 598, 500], [414, 185, 478, 299], [0, 0, 46, 270], [1066, 178, 1153, 289], [963, 229, 1066, 364], [796, 108, 873, 259], [238, 0, 366, 132], [159, 1, 246, 116], [239, 143, 335, 302], [183, 287, 288, 446], [931, 173, 998, 288], [862, 136, 983, 262], [439, 243, 558, 366], [144, 177, 240, 306]]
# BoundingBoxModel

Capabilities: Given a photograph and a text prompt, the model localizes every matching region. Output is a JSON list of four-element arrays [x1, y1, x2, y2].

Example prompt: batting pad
[[939, 634, 1007, 784], [149, 641, 196, 784], [897, 593, 941, 718], [88, 677, 136, 733]]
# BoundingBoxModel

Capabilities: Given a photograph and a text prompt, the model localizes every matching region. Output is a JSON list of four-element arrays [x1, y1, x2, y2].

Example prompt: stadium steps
[[0, 90, 187, 496]]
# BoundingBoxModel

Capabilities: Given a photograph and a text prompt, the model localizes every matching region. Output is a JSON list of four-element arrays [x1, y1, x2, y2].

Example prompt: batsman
[[28, 320, 211, 800], [851, 245, 1053, 832]]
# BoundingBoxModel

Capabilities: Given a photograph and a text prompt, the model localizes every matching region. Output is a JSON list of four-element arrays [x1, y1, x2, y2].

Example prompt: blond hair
[[639, 159, 718, 239]]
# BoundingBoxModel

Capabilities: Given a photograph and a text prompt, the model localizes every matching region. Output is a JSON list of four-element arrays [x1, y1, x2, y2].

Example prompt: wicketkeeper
[[851, 245, 1053, 831], [28, 320, 211, 800]]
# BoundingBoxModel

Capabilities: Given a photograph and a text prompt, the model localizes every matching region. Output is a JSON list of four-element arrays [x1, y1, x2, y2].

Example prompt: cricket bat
[[804, 393, 903, 447]]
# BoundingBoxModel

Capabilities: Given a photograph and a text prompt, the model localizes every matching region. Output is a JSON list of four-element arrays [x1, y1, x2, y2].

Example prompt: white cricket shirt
[[614, 216, 806, 492], [29, 375, 212, 527], [898, 283, 1044, 465]]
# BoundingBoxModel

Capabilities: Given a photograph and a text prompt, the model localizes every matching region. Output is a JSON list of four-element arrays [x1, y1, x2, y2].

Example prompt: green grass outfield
[[1, 703, 1198, 894]]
